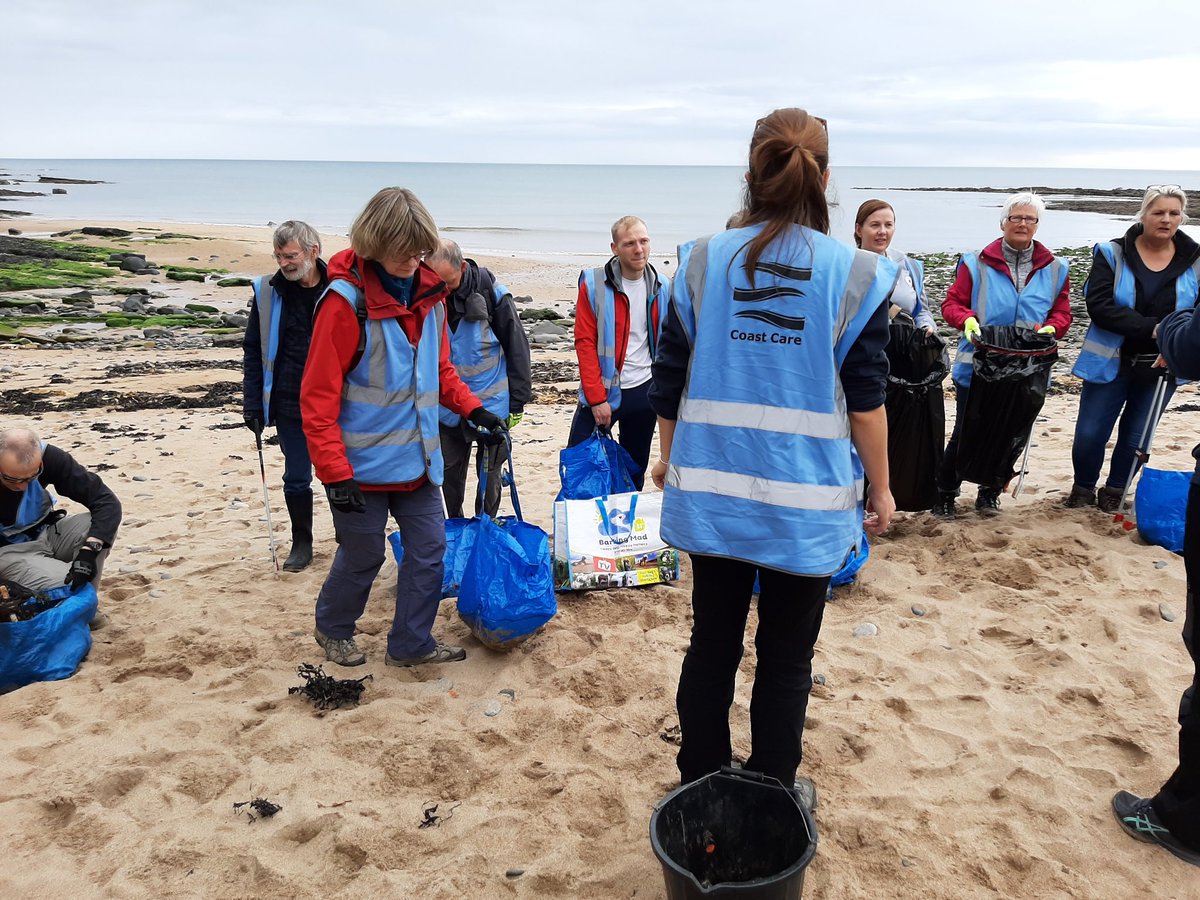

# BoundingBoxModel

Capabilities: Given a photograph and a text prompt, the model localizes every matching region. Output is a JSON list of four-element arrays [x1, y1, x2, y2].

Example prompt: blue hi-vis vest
[[0, 463, 55, 546], [1072, 242, 1200, 384], [951, 252, 1067, 387], [323, 279, 445, 486], [576, 265, 670, 411], [904, 256, 929, 322], [661, 225, 897, 577], [253, 276, 285, 421], [438, 281, 510, 428]]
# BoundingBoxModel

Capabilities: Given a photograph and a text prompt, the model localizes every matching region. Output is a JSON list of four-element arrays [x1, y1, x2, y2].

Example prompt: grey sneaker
[[794, 776, 819, 812], [386, 642, 467, 667], [314, 627, 366, 667], [1112, 790, 1200, 867]]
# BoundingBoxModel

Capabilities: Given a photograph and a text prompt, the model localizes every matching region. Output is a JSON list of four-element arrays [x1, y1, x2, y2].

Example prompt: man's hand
[[506, 411, 524, 430], [66, 547, 99, 589], [243, 413, 265, 437], [326, 479, 366, 514], [963, 316, 982, 343], [591, 401, 613, 427], [1037, 325, 1056, 336]]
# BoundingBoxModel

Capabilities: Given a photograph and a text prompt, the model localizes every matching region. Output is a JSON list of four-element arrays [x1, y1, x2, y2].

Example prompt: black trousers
[[566, 380, 656, 491], [936, 385, 1000, 500], [1152, 479, 1200, 850], [675, 554, 829, 786], [440, 424, 503, 519]]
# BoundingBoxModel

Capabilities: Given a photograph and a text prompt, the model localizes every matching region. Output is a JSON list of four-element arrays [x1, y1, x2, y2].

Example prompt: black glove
[[468, 407, 506, 434], [66, 547, 99, 589], [326, 478, 366, 514], [243, 413, 265, 437]]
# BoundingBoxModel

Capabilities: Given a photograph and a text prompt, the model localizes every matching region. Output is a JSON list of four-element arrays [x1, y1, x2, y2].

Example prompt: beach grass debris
[[288, 662, 372, 709], [0, 580, 67, 622], [419, 801, 462, 829], [232, 797, 282, 824]]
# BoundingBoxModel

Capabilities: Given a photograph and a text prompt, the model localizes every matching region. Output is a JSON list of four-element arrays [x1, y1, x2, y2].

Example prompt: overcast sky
[[4, 0, 1198, 170]]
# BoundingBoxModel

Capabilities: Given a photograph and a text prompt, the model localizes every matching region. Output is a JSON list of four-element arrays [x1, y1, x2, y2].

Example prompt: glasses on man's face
[[1006, 215, 1039, 225], [0, 463, 42, 486], [273, 250, 305, 263]]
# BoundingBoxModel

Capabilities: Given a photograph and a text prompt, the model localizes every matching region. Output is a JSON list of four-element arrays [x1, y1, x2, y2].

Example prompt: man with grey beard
[[242, 220, 328, 572]]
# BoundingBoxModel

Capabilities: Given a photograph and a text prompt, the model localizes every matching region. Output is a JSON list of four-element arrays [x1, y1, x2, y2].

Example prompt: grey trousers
[[314, 482, 446, 659], [0, 513, 110, 591]]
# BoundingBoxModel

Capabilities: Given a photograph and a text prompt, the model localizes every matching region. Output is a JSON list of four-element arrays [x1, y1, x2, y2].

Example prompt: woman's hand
[[650, 457, 669, 490], [1153, 354, 1167, 368], [864, 484, 894, 536], [925, 326, 936, 336]]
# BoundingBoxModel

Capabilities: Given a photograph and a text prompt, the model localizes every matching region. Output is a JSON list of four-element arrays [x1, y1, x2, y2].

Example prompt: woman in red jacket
[[301, 187, 504, 668]]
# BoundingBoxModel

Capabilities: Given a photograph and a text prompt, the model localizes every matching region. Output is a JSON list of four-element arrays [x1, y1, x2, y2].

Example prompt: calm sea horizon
[[3, 159, 1198, 262]]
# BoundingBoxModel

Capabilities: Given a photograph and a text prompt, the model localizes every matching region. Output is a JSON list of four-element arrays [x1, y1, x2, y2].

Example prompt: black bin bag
[[955, 325, 1057, 491], [884, 319, 948, 511]]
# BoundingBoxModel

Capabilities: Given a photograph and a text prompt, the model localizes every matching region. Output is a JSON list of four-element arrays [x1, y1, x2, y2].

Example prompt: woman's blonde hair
[[349, 187, 439, 262]]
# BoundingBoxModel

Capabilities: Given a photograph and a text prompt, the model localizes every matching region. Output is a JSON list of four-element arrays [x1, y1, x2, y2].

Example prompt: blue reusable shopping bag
[[440, 515, 480, 599], [0, 583, 98, 692], [556, 428, 640, 501], [452, 436, 557, 649], [1135, 467, 1190, 554]]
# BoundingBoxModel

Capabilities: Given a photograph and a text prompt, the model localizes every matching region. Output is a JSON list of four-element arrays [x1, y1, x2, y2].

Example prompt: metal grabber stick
[[255, 431, 280, 572], [1012, 365, 1054, 499], [1114, 371, 1170, 527]]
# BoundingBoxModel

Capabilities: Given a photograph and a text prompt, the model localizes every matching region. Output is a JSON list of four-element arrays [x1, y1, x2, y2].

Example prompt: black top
[[0, 444, 122, 545]]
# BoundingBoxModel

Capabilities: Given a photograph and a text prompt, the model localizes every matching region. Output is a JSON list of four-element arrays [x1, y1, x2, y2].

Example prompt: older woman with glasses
[[1066, 185, 1200, 510], [300, 187, 505, 669], [933, 191, 1072, 519]]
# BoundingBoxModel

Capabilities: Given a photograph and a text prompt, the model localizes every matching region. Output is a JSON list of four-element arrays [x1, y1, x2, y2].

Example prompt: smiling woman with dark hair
[[648, 108, 897, 800]]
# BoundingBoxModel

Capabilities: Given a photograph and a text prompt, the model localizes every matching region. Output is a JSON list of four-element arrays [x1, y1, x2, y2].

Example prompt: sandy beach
[[1, 220, 1198, 898]]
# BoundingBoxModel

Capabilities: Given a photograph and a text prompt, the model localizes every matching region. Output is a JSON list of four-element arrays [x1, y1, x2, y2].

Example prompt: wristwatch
[[83, 538, 105, 552]]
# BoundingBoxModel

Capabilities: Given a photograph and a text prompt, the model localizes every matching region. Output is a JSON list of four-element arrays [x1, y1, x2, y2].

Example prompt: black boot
[[283, 491, 314, 572]]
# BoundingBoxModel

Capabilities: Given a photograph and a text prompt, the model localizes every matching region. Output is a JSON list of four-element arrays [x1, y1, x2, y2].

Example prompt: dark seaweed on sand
[[232, 798, 282, 823], [287, 663, 372, 709], [0, 581, 66, 622]]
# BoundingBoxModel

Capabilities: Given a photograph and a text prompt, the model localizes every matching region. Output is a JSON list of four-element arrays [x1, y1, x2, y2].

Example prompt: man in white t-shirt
[[567, 216, 670, 489]]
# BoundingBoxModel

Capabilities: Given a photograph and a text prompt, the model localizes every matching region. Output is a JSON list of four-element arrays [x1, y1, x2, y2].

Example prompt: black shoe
[[1063, 485, 1096, 509], [975, 491, 1001, 516], [1112, 790, 1200, 867], [931, 494, 957, 520], [1097, 486, 1124, 514], [282, 540, 313, 572]]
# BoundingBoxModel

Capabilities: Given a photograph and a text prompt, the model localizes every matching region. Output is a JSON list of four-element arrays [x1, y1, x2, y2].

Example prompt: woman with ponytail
[[648, 108, 897, 799]]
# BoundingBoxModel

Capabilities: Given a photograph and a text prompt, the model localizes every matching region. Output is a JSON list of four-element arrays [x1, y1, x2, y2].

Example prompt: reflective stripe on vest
[[951, 253, 1066, 386], [662, 225, 894, 576], [438, 280, 510, 428], [254, 276, 284, 421], [332, 285, 445, 486], [1073, 244, 1200, 384]]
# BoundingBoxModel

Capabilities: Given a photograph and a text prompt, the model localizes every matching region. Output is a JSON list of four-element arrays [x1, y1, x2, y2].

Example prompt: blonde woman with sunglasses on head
[[1066, 185, 1200, 511]]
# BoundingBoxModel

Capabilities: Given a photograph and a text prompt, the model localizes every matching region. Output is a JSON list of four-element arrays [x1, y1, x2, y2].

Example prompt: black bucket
[[650, 767, 818, 898]]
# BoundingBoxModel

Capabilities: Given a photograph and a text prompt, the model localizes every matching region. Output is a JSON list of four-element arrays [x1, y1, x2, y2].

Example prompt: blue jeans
[[275, 414, 314, 496], [314, 482, 446, 658], [567, 379, 656, 490], [1070, 367, 1176, 492]]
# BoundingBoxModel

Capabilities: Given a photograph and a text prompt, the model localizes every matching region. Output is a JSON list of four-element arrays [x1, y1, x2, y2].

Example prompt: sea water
[[2, 159, 1197, 261]]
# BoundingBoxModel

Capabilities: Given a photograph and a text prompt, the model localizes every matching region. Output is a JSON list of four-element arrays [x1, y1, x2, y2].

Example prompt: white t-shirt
[[620, 275, 653, 388]]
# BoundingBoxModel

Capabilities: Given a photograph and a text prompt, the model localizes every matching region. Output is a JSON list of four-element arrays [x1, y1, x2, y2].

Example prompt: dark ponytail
[[740, 108, 829, 281]]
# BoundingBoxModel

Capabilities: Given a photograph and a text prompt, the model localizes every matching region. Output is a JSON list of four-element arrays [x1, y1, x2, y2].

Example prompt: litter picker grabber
[[1113, 370, 1171, 530], [255, 430, 280, 572]]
